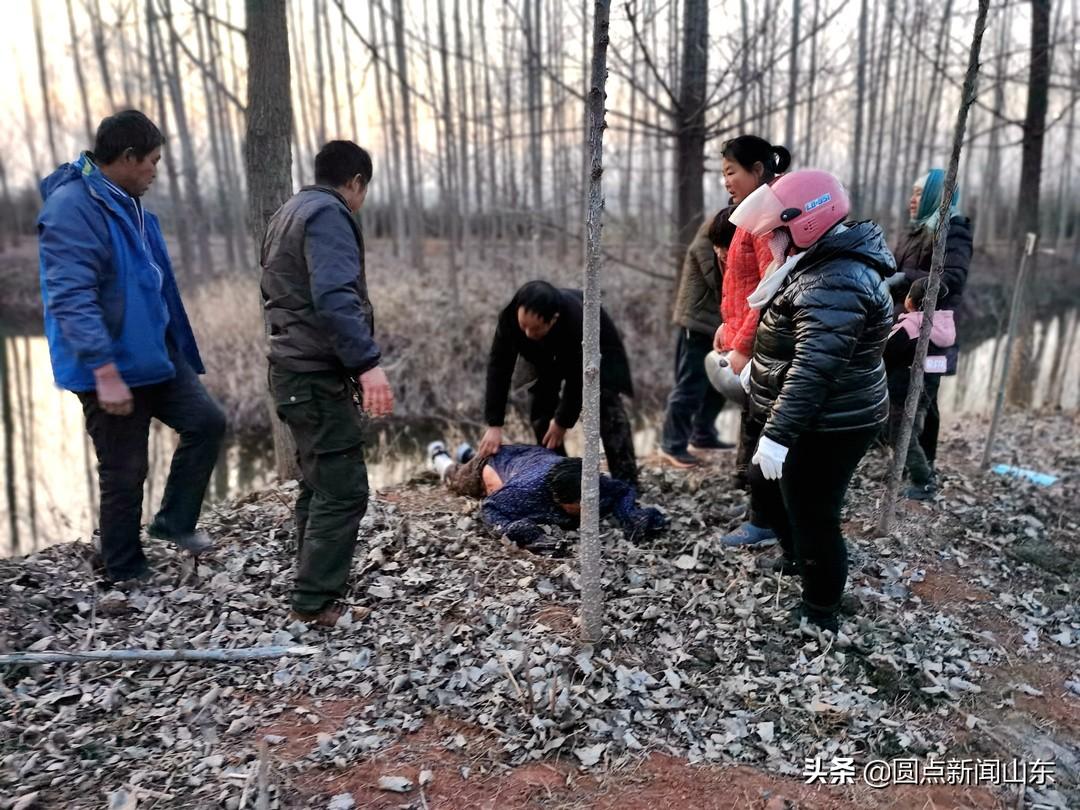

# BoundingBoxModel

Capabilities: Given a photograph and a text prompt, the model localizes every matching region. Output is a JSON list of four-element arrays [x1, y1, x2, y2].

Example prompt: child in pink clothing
[[883, 277, 956, 499]]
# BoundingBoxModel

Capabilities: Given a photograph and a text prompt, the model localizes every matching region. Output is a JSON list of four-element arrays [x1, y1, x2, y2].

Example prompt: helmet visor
[[729, 183, 786, 238]]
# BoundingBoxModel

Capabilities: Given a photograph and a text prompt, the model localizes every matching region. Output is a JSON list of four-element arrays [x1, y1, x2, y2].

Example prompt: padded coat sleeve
[[762, 275, 870, 447]]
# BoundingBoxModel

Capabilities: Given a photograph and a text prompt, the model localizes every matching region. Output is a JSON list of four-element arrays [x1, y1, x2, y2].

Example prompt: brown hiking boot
[[288, 601, 369, 629]]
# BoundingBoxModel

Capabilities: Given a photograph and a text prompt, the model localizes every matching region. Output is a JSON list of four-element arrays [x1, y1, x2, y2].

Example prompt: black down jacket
[[749, 222, 897, 448]]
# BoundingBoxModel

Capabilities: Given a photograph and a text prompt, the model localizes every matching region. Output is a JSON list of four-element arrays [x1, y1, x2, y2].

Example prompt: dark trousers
[[887, 399, 933, 486], [77, 351, 226, 580], [529, 381, 638, 487], [738, 401, 770, 527], [919, 374, 942, 465], [660, 328, 726, 454], [750, 427, 877, 614], [270, 366, 369, 614]]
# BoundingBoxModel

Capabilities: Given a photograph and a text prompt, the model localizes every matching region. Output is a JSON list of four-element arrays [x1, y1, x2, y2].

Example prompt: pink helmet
[[729, 169, 850, 249]]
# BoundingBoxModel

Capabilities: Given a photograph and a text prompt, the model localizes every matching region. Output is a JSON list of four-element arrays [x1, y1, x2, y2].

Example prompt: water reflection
[[3, 309, 1078, 557]]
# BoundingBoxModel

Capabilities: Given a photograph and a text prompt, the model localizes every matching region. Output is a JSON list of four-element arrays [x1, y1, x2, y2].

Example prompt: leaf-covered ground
[[1, 411, 1078, 809]]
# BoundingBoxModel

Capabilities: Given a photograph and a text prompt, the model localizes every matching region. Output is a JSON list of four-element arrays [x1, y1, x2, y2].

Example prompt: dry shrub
[[181, 240, 678, 434]]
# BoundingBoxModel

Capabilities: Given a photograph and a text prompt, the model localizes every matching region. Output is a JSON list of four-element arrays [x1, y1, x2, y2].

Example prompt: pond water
[[2, 308, 1078, 557]]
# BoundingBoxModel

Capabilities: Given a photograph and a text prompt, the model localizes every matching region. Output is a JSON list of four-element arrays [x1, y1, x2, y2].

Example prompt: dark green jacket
[[672, 215, 722, 334]]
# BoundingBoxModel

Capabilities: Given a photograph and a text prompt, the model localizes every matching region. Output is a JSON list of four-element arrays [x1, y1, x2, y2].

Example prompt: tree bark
[[580, 0, 611, 645], [378, 0, 407, 257], [147, 0, 194, 274], [90, 0, 117, 108], [197, 0, 238, 268], [1007, 0, 1052, 407], [851, 0, 868, 212], [245, 0, 298, 481], [32, 0, 60, 168], [66, 0, 96, 147], [391, 0, 426, 268], [879, 0, 990, 534], [160, 0, 214, 275], [437, 0, 462, 305], [673, 0, 708, 275], [0, 336, 19, 555], [785, 0, 800, 152]]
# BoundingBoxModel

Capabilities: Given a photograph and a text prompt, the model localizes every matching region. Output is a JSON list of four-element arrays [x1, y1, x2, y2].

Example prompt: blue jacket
[[37, 153, 204, 392], [479, 445, 668, 546]]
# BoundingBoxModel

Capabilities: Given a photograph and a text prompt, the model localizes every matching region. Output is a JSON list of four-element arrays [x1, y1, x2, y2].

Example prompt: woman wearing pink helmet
[[731, 169, 896, 632]]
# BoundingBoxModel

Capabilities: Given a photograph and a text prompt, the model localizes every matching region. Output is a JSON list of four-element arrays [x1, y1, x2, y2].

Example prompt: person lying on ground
[[884, 277, 956, 501], [477, 280, 639, 487], [428, 441, 667, 554]]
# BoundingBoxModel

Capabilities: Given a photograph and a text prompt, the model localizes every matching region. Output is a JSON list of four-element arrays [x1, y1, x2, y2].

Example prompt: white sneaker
[[427, 440, 448, 464]]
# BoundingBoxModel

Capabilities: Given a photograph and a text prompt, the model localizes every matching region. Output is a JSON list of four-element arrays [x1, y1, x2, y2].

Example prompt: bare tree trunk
[[620, 42, 639, 259], [739, 0, 749, 130], [453, 0, 472, 270], [66, 0, 95, 146], [1007, 0, 1052, 407], [291, 0, 317, 181], [580, 0, 611, 644], [203, 0, 245, 266], [0, 336, 19, 554], [886, 0, 915, 231], [673, 0, 708, 274], [322, 0, 342, 137], [392, 0, 426, 268], [377, 0, 407, 257], [525, 0, 544, 262], [91, 0, 118, 108], [469, 0, 487, 260], [478, 0, 499, 247], [1054, 0, 1077, 249], [340, 0, 359, 138], [978, 13, 1006, 246], [246, 0, 297, 481], [0, 155, 13, 249], [868, 0, 896, 219], [313, 0, 327, 144], [911, 0, 954, 176], [196, 1, 236, 268], [437, 0, 462, 305], [32, 0, 60, 167], [18, 338, 37, 546], [147, 0, 194, 273], [879, 0, 990, 534], [160, 0, 214, 275], [785, 0, 800, 151], [851, 0, 868, 211]]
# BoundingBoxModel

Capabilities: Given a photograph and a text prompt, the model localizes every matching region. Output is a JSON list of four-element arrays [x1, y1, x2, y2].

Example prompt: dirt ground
[[239, 441, 1078, 810]]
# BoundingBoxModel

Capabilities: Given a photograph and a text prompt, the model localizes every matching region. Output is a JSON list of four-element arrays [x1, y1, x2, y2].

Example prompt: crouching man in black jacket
[[477, 281, 638, 487], [260, 141, 393, 627]]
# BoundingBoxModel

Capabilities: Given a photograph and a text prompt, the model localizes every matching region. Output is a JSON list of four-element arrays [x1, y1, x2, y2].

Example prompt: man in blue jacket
[[38, 110, 225, 584], [261, 141, 393, 628]]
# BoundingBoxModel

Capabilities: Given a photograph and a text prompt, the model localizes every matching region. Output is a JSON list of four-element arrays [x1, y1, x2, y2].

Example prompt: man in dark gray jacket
[[260, 141, 393, 627], [659, 208, 736, 467]]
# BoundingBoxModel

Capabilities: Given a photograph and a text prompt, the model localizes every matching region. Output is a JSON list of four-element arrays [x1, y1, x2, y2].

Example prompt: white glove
[[739, 359, 753, 394], [752, 435, 789, 481]]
